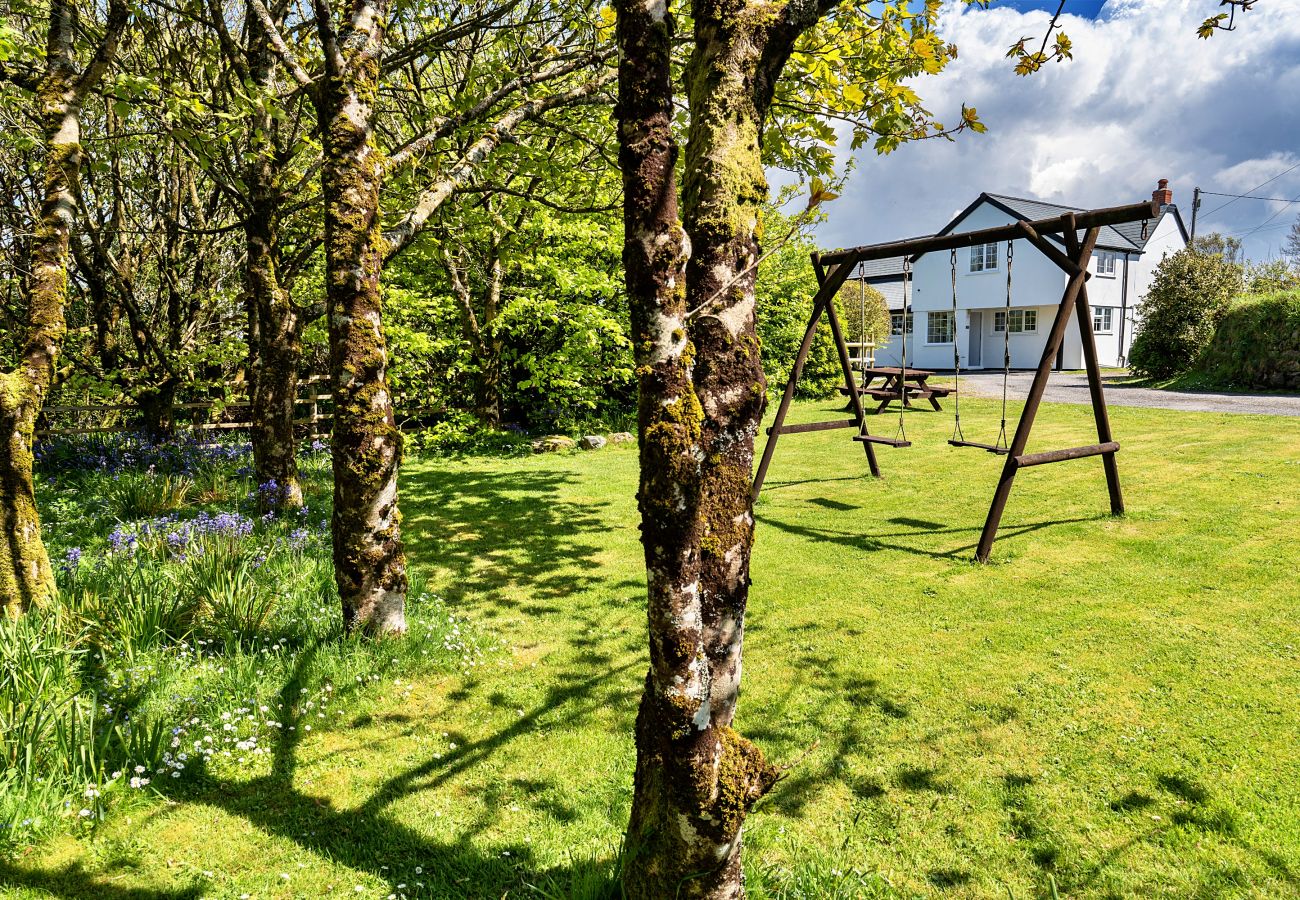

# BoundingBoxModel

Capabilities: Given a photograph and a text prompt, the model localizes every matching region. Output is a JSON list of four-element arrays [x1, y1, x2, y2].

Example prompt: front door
[[968, 311, 983, 368]]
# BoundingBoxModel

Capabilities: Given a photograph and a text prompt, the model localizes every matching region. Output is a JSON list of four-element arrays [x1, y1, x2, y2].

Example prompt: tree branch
[[382, 70, 615, 260], [249, 0, 317, 92], [384, 46, 616, 173], [73, 0, 131, 100]]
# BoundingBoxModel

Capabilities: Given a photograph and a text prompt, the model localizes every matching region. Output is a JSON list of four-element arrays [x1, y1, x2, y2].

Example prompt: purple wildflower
[[61, 547, 83, 574]]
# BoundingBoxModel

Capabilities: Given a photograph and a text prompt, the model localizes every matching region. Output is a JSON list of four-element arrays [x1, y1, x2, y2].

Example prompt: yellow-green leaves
[[767, 0, 966, 173], [806, 177, 838, 210], [1006, 30, 1072, 76], [1198, 13, 1228, 38]]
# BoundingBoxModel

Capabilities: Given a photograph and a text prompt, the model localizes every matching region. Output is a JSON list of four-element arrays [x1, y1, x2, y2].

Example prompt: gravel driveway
[[955, 371, 1300, 417]]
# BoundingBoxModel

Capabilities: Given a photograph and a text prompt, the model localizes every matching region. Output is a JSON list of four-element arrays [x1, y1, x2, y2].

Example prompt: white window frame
[[926, 311, 955, 345], [993, 309, 1039, 334], [890, 311, 913, 335], [1095, 251, 1117, 277], [969, 242, 999, 273], [1092, 306, 1114, 334]]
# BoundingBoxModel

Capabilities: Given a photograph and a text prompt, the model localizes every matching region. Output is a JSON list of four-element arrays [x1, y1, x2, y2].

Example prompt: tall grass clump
[[3, 432, 493, 853]]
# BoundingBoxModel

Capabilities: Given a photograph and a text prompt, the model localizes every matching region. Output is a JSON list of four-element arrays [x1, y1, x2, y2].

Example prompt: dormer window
[[1096, 251, 1117, 277], [969, 242, 999, 273]]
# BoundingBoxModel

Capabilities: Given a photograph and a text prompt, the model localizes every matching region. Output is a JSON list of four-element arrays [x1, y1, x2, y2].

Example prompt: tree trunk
[[246, 1, 303, 508], [317, 0, 408, 634], [0, 0, 127, 615], [616, 3, 778, 896], [618, 1, 819, 894], [443, 245, 503, 429], [0, 381, 51, 617], [478, 250, 504, 428], [249, 276, 304, 507], [136, 377, 177, 437]]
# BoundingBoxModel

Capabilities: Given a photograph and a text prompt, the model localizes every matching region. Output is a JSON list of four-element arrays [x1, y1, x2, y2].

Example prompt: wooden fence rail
[[37, 377, 333, 439]]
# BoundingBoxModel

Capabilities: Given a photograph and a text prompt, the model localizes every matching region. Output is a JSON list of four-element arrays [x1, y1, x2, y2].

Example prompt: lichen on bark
[[1, 0, 127, 615], [245, 1, 305, 510], [618, 0, 820, 895], [315, 0, 408, 635]]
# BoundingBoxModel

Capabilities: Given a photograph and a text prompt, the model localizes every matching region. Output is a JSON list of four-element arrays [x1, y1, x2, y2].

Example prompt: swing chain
[[858, 260, 868, 383], [998, 240, 1014, 451], [896, 257, 911, 444], [949, 248, 963, 443]]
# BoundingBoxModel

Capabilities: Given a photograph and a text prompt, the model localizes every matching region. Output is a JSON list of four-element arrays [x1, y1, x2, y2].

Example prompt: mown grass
[[4, 396, 1300, 898]]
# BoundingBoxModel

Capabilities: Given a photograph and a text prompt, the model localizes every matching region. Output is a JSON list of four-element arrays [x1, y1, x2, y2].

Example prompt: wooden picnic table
[[838, 366, 952, 413]]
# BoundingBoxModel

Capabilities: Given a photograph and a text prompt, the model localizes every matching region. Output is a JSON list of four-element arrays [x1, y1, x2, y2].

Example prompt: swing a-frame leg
[[974, 218, 1124, 563], [751, 254, 890, 500]]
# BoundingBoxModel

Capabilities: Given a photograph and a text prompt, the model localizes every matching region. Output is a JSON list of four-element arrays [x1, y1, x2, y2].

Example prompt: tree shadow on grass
[[0, 862, 204, 900], [755, 511, 1104, 562], [1, 645, 634, 900], [400, 466, 617, 616]]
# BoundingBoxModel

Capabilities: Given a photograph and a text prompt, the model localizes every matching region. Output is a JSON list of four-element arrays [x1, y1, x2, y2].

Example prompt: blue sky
[[806, 0, 1300, 262]]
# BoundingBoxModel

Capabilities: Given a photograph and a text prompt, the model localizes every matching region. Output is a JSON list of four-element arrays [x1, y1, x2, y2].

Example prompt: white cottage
[[858, 181, 1188, 371]]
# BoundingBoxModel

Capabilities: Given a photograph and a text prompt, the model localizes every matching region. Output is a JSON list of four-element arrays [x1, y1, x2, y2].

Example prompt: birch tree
[[252, 0, 613, 632], [0, 0, 129, 615], [614, 1, 966, 893]]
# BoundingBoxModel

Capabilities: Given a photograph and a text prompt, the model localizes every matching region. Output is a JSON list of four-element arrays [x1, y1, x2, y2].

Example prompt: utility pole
[[1190, 186, 1201, 243]]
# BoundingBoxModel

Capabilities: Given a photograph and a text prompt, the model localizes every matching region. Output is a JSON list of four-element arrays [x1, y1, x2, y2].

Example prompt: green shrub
[[102, 471, 193, 519], [1244, 260, 1300, 296], [1193, 289, 1300, 390], [1129, 247, 1242, 379], [756, 216, 843, 399]]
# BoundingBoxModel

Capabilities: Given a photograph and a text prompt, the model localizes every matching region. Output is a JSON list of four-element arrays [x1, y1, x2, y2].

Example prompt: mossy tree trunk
[[0, 0, 128, 617], [442, 233, 505, 429], [616, 1, 826, 895], [314, 0, 408, 634], [245, 0, 304, 508]]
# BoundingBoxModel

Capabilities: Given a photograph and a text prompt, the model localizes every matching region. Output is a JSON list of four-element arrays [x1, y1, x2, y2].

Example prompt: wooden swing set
[[752, 199, 1161, 562]]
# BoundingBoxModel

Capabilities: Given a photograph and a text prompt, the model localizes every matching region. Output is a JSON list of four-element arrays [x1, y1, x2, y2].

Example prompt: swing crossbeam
[[1011, 441, 1119, 469], [768, 419, 859, 435], [752, 200, 1157, 562], [818, 200, 1158, 266]]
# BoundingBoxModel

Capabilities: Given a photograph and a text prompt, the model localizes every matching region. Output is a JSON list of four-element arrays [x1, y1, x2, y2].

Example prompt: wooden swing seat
[[948, 439, 1011, 455], [853, 434, 912, 448]]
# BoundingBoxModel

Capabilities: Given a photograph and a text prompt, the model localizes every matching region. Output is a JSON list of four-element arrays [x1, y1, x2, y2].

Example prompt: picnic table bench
[[838, 366, 950, 413]]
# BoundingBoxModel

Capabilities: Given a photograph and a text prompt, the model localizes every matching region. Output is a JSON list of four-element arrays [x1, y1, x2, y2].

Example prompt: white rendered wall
[[867, 202, 1185, 370]]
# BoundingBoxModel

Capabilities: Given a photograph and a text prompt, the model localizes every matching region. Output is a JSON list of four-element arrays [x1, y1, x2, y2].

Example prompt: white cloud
[[809, 0, 1300, 261]]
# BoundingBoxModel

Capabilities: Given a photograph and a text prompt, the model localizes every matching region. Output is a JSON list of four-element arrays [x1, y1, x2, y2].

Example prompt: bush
[[1193, 289, 1300, 390], [102, 471, 192, 519], [1244, 260, 1300, 296], [1129, 247, 1243, 379], [755, 214, 844, 400]]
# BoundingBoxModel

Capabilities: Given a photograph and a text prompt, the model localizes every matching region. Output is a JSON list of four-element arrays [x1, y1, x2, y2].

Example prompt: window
[[890, 312, 913, 335], [969, 242, 999, 273], [1095, 251, 1117, 277], [1092, 306, 1114, 333], [993, 309, 1038, 334], [927, 311, 955, 344]]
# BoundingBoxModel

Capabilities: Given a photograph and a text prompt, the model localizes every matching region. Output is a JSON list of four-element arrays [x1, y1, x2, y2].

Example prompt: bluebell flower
[[61, 547, 83, 574]]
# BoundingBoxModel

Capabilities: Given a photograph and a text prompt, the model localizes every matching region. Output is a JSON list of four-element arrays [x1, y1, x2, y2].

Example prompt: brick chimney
[[1152, 178, 1173, 207]]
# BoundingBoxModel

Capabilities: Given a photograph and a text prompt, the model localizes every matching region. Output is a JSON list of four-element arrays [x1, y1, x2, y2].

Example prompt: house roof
[[853, 255, 908, 280], [983, 193, 1140, 251], [926, 192, 1187, 257]]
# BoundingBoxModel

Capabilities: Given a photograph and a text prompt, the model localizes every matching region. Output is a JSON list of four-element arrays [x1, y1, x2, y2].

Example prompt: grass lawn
[[5, 396, 1300, 899]]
